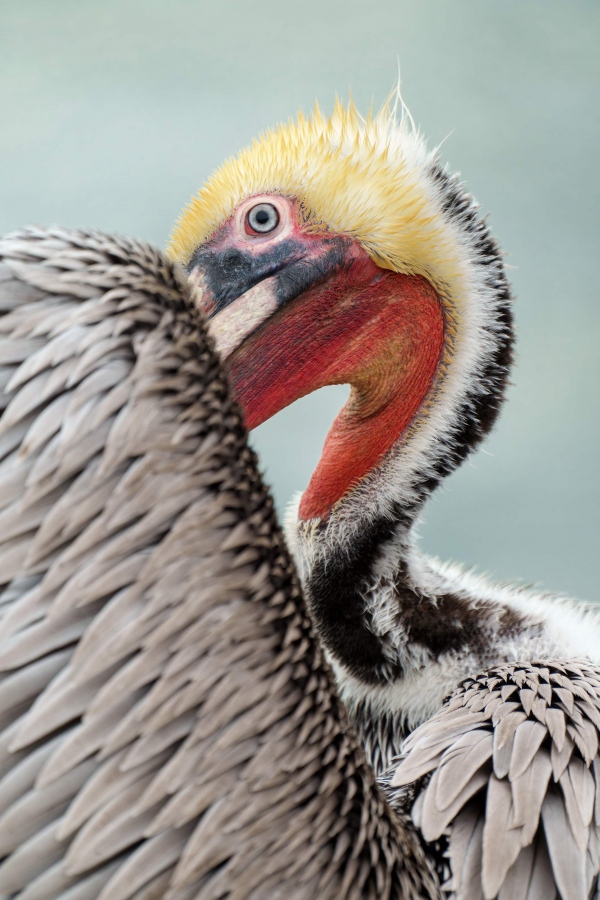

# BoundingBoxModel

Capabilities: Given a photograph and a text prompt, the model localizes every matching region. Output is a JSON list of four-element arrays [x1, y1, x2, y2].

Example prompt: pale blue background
[[1, 1, 598, 600]]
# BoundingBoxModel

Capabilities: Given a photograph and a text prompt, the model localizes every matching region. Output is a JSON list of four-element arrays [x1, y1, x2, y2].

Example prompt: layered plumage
[[169, 98, 600, 898], [385, 660, 600, 899], [0, 227, 440, 899]]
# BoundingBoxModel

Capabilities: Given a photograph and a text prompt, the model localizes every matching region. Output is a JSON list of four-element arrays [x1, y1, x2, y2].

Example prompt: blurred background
[[1, 1, 598, 600]]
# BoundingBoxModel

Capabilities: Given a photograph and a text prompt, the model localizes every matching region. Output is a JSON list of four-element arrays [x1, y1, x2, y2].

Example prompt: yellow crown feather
[[167, 98, 468, 307]]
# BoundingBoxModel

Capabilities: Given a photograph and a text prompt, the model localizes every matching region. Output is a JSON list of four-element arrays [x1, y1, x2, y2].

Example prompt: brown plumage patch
[[400, 590, 530, 662]]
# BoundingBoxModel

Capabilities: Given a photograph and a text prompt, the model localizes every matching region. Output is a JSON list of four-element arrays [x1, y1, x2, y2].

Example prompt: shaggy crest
[[168, 98, 470, 314]]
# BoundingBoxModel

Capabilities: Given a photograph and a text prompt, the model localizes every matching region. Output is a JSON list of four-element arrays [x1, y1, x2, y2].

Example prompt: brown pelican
[[169, 98, 600, 898], [0, 227, 440, 899]]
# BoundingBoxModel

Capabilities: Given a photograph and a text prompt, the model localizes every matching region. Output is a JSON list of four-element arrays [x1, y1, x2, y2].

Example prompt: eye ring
[[246, 202, 280, 235]]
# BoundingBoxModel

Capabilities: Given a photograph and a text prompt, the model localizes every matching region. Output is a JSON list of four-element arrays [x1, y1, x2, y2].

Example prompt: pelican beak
[[191, 271, 280, 362], [188, 231, 355, 361], [191, 228, 445, 520], [187, 231, 362, 422]]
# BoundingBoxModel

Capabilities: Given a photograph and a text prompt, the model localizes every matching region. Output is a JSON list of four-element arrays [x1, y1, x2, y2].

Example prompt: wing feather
[[481, 774, 522, 897], [434, 731, 493, 810], [384, 660, 600, 898], [450, 804, 485, 900], [541, 789, 587, 900], [510, 748, 552, 844], [497, 841, 534, 900], [0, 227, 439, 899], [508, 719, 547, 780], [420, 765, 489, 842]]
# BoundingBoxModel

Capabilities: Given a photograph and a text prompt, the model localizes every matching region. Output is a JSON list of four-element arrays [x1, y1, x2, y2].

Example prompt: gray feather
[[0, 227, 439, 900], [510, 748, 552, 844], [541, 789, 587, 900], [383, 660, 600, 898], [481, 774, 522, 898]]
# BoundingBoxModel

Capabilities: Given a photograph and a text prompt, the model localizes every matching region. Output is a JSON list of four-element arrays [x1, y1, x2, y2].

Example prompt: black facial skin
[[188, 234, 353, 317], [275, 242, 350, 307], [187, 238, 305, 315]]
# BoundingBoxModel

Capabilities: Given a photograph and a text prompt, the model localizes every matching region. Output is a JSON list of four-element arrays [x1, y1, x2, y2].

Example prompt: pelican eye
[[246, 203, 279, 234]]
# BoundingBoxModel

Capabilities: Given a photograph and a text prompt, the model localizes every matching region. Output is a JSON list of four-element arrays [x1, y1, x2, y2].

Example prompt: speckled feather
[[0, 227, 440, 900]]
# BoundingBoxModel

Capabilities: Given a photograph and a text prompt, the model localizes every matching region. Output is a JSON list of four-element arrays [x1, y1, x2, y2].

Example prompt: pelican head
[[168, 98, 512, 526]]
